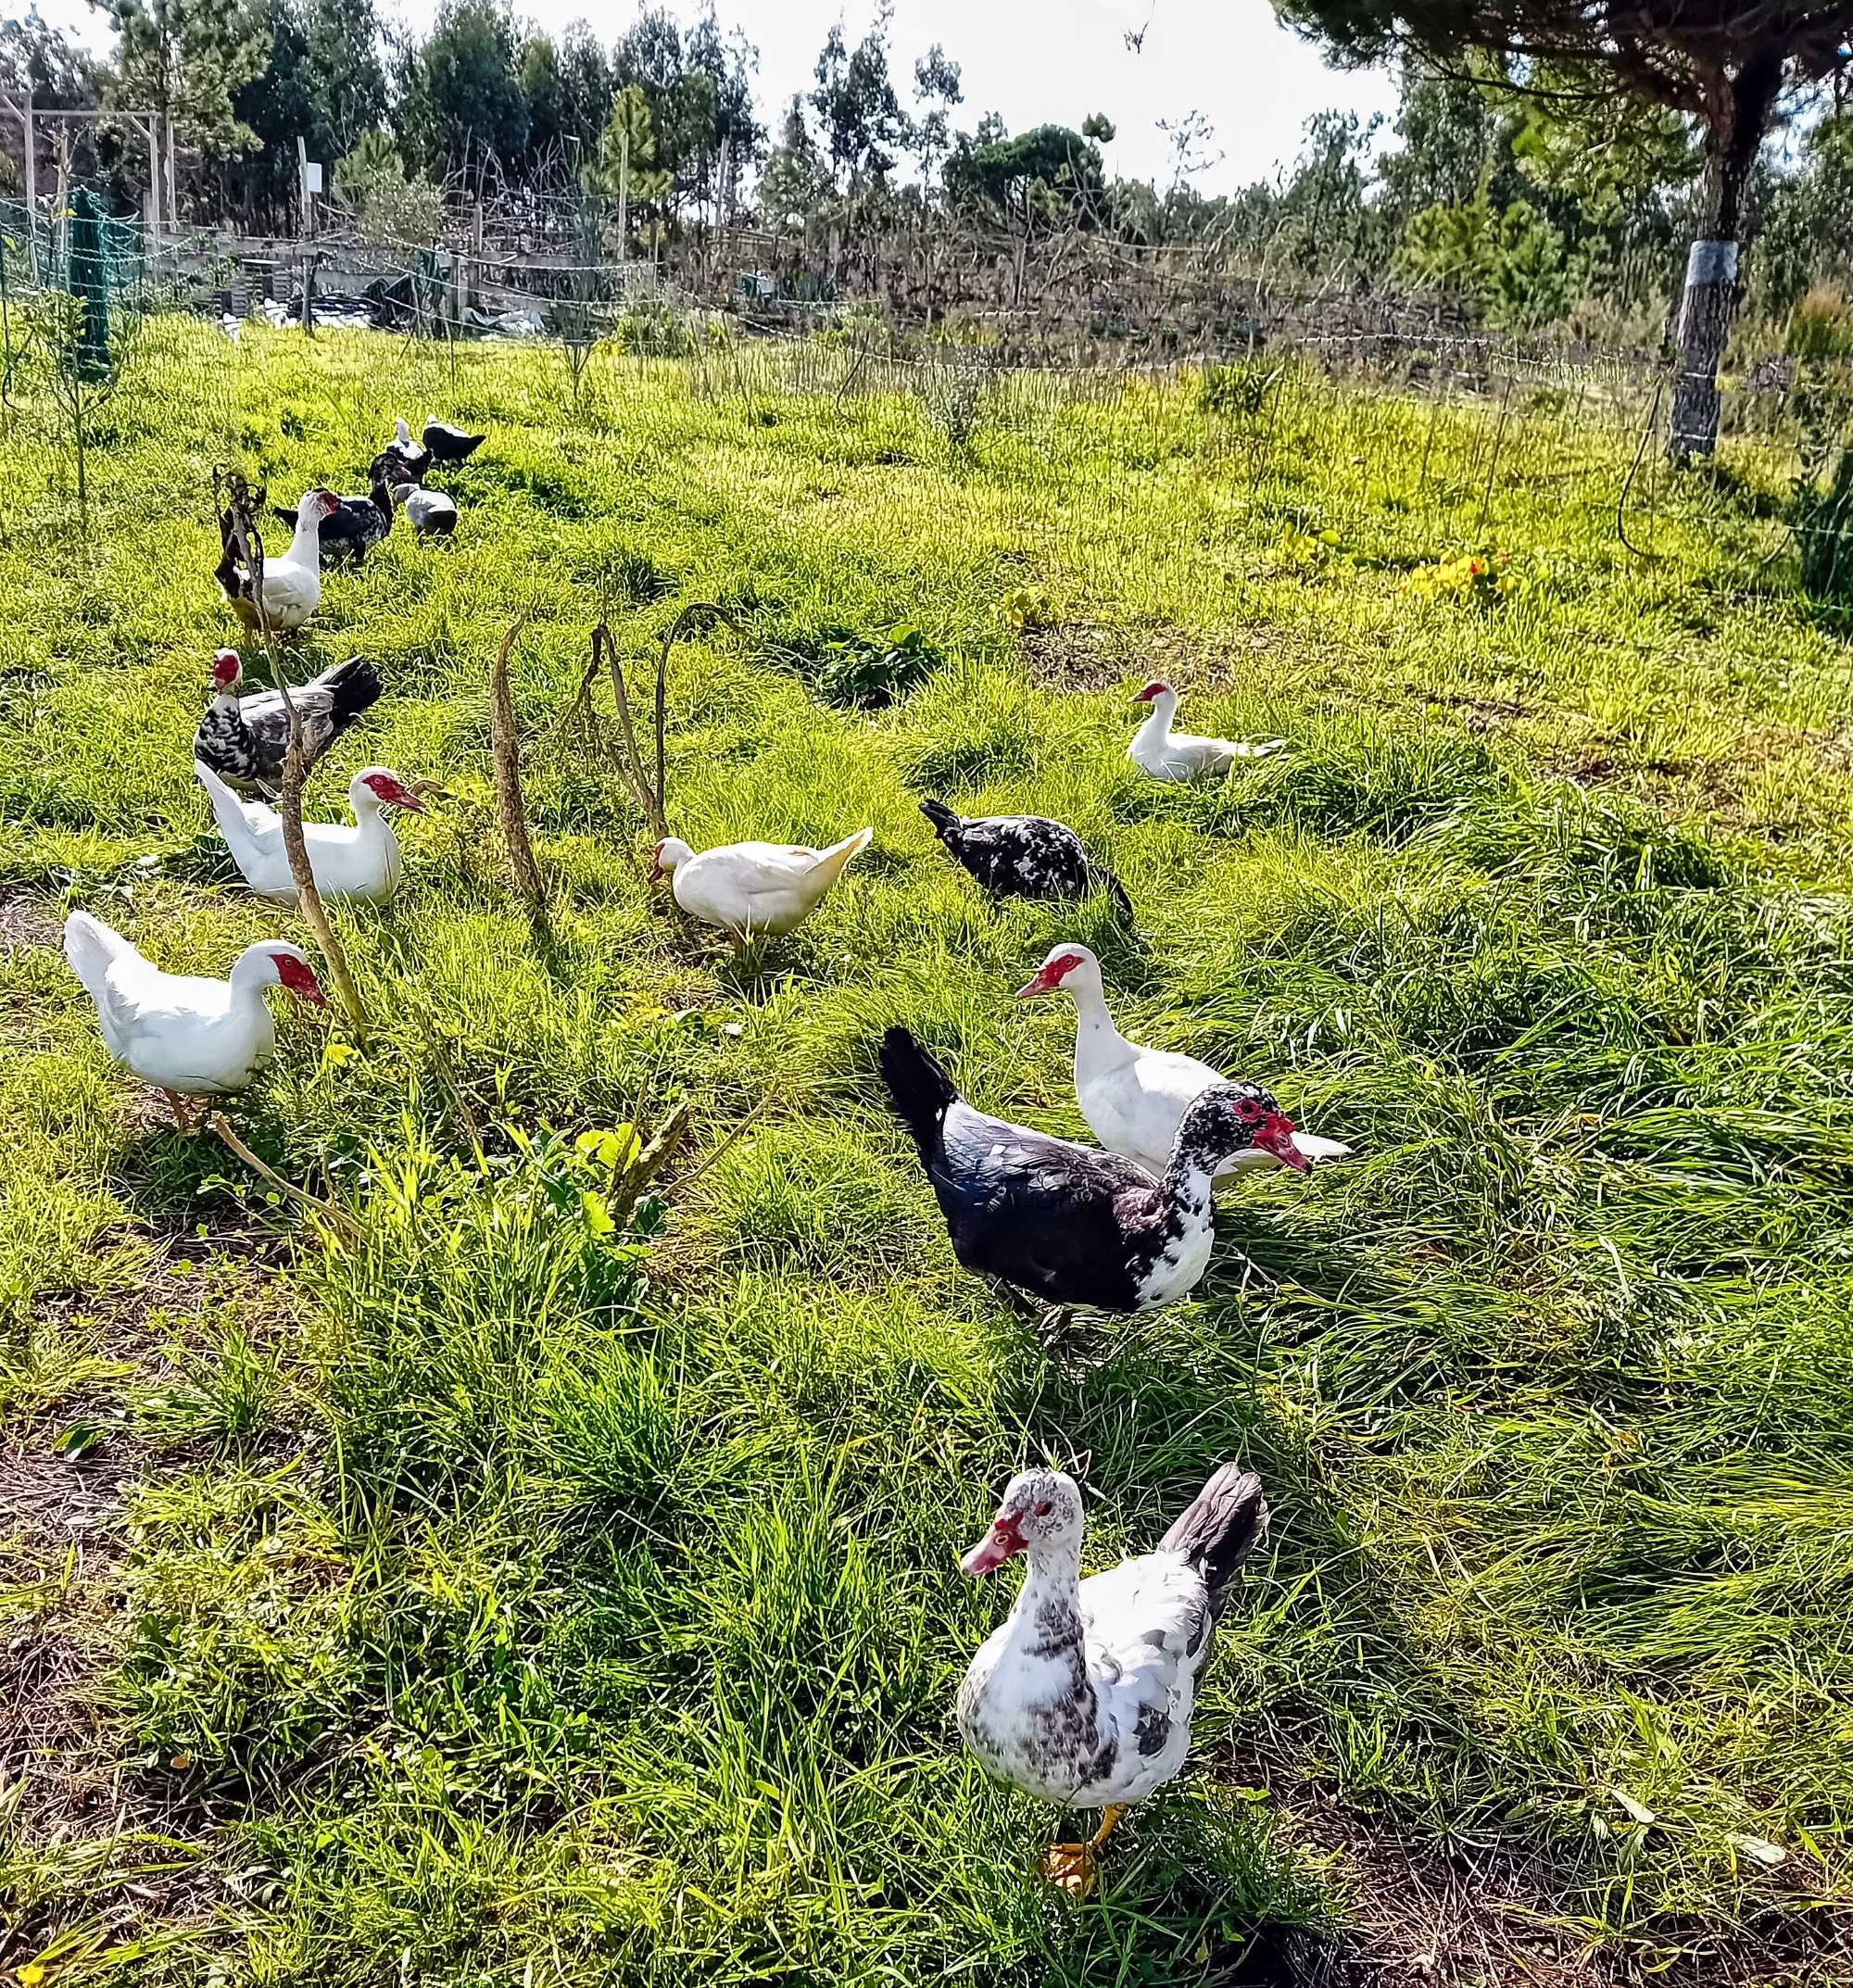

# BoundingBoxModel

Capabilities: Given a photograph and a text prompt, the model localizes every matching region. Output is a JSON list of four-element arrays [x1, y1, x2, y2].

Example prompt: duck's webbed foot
[[1038, 1805, 1127, 1903]]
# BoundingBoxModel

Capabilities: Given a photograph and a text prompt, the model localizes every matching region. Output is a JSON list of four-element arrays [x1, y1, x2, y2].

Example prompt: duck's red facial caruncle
[[362, 772, 422, 812], [1016, 950, 1086, 999], [649, 839, 669, 881], [209, 648, 241, 689], [1233, 1091, 1306, 1171], [271, 953, 327, 1005], [961, 1511, 1027, 1577], [1131, 679, 1173, 704]]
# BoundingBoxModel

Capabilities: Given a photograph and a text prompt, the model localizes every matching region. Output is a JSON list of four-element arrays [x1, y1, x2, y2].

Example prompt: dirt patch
[[4, 1229, 290, 1825], [1015, 619, 1290, 696], [0, 889, 60, 957], [1235, 1761, 1852, 1987]]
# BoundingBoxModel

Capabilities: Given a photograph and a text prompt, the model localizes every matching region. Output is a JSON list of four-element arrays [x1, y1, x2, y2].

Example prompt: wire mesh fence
[[0, 193, 1846, 623]]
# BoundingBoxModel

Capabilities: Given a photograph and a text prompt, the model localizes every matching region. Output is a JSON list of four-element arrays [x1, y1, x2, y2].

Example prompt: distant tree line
[[0, 0, 1848, 361]]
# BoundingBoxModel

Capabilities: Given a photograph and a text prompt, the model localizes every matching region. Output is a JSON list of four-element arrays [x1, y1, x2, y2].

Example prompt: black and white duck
[[920, 799, 1131, 920], [958, 1463, 1268, 1900], [369, 417, 432, 487], [879, 1025, 1306, 1327], [422, 416, 485, 462], [193, 648, 384, 798], [388, 477, 457, 537], [271, 483, 393, 567]]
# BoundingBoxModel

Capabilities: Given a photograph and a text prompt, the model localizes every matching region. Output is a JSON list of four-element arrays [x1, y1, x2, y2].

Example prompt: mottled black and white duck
[[193, 649, 383, 798], [879, 1025, 1305, 1326], [272, 484, 392, 567], [378, 416, 433, 483], [958, 1463, 1268, 1899], [920, 799, 1131, 920], [422, 416, 485, 462]]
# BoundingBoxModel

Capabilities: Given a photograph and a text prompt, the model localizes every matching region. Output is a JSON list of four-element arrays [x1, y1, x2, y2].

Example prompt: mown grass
[[3, 318, 1853, 1983]]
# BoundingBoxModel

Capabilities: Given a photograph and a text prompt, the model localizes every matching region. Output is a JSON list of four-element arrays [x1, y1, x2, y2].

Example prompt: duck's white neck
[[1135, 692, 1179, 744], [1159, 1152, 1218, 1231], [281, 511, 321, 566], [1067, 975, 1133, 1082]]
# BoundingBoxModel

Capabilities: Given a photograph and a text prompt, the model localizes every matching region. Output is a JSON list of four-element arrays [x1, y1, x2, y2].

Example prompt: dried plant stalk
[[489, 610, 551, 947], [213, 465, 371, 1045], [208, 1112, 361, 1242]]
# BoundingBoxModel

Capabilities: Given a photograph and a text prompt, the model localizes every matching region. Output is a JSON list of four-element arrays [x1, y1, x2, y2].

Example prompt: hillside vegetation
[[3, 321, 1853, 1985]]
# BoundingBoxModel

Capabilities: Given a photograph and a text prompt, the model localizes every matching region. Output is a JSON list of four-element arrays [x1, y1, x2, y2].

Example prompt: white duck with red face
[[957, 1463, 1268, 1900], [216, 487, 340, 632], [650, 827, 874, 939], [195, 761, 422, 905], [1018, 943, 1347, 1182], [1126, 680, 1285, 781], [62, 910, 325, 1130]]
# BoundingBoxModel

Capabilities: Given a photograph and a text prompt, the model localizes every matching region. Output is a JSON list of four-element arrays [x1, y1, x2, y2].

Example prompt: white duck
[[959, 1464, 1267, 1900], [62, 910, 325, 1130], [650, 827, 874, 939], [215, 488, 339, 632], [1018, 943, 1350, 1181], [1127, 680, 1285, 781], [196, 761, 422, 905]]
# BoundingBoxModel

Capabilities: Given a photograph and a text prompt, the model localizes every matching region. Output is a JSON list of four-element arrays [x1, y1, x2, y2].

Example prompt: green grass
[[4, 319, 1853, 1984]]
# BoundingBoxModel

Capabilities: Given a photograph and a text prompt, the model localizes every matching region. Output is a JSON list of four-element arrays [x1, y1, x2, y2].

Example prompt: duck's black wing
[[928, 1101, 1156, 1310], [216, 657, 384, 782]]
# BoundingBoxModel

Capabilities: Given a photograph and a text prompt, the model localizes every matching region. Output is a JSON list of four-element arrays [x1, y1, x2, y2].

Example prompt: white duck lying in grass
[[650, 827, 873, 939], [63, 911, 325, 1131], [1128, 680, 1285, 780], [1018, 944, 1350, 1181], [959, 1464, 1268, 1901], [196, 761, 422, 905]]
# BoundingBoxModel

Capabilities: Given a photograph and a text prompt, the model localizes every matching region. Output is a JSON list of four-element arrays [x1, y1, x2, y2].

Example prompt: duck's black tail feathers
[[1162, 1465, 1267, 1617], [321, 655, 384, 727], [1091, 862, 1134, 923], [880, 1026, 957, 1164], [919, 798, 962, 844]]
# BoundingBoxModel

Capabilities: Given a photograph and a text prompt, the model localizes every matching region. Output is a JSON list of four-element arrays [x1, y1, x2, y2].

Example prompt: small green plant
[[1402, 548, 1518, 606], [1201, 359, 1279, 419], [775, 622, 941, 709], [1002, 583, 1053, 631]]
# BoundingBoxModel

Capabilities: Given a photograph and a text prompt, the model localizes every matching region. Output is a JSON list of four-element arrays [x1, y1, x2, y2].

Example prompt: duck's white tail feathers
[[804, 824, 875, 891], [195, 759, 280, 862], [1226, 738, 1288, 760], [63, 909, 137, 1005]]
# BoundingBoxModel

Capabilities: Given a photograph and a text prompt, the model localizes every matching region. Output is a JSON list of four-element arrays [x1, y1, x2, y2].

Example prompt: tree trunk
[[1667, 48, 1784, 459]]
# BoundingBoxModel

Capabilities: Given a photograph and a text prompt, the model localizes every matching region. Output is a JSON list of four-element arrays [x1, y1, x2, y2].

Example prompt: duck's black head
[[1170, 1081, 1306, 1178]]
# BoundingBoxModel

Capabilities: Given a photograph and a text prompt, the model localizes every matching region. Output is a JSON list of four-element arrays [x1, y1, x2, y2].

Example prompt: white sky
[[24, 0, 1401, 190]]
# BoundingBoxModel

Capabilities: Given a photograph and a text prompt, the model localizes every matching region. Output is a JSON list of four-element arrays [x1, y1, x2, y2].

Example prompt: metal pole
[[145, 116, 159, 236], [617, 125, 628, 271], [296, 133, 310, 239], [164, 117, 175, 238]]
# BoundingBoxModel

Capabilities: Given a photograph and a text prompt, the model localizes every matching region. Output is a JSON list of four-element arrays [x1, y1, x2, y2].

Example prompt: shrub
[[1796, 445, 1853, 614], [1786, 284, 1853, 362]]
